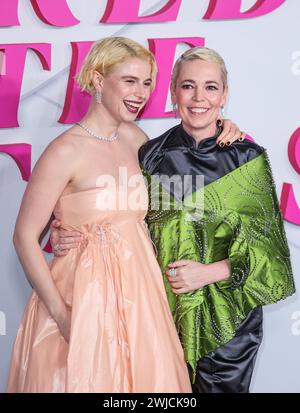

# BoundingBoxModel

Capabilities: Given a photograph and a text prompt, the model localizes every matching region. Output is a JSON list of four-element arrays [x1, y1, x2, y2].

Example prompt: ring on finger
[[53, 244, 62, 253], [169, 268, 177, 277]]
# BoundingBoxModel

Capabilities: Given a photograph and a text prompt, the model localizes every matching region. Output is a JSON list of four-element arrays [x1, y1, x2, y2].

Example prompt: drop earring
[[95, 89, 102, 104], [220, 105, 225, 118]]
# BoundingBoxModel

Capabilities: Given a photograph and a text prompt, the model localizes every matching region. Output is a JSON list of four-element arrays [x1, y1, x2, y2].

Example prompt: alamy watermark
[[0, 51, 5, 75], [94, 168, 204, 221], [291, 311, 300, 336], [0, 311, 6, 336], [291, 51, 300, 75]]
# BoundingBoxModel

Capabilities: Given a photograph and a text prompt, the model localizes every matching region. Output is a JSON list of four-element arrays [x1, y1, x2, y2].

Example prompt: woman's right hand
[[55, 305, 72, 343], [50, 219, 82, 256]]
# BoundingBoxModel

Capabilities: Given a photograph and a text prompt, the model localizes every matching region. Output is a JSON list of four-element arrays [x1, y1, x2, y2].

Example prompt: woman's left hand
[[216, 119, 246, 147], [166, 259, 231, 294], [166, 260, 212, 294]]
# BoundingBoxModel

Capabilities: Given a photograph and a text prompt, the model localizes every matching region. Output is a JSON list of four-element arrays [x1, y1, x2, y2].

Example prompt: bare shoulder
[[29, 128, 83, 182], [41, 126, 81, 162], [119, 122, 149, 149], [26, 127, 82, 197]]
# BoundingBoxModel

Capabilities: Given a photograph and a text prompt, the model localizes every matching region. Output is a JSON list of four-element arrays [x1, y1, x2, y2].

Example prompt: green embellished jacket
[[140, 129, 295, 372]]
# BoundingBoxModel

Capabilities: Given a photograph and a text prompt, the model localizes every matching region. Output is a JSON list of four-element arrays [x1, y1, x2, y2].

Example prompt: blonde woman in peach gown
[[7, 37, 192, 393]]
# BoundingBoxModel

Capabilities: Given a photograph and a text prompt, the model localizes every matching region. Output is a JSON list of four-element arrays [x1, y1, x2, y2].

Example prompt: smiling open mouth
[[188, 107, 210, 114], [123, 100, 144, 114]]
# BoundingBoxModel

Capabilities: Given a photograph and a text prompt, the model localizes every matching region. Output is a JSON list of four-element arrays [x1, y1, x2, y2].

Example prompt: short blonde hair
[[77, 37, 157, 94], [171, 46, 228, 91]]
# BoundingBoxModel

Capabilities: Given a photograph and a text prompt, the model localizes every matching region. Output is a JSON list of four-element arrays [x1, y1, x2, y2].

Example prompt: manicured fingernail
[[219, 142, 225, 148], [238, 137, 244, 141], [226, 141, 231, 146]]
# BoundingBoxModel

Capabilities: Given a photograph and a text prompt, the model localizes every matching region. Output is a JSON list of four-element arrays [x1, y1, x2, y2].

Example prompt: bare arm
[[13, 136, 77, 341]]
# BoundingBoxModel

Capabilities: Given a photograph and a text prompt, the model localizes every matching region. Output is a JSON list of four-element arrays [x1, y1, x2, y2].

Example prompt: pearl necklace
[[76, 122, 118, 142]]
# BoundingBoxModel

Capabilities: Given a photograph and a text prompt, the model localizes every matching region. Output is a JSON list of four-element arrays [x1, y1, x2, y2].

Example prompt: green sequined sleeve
[[221, 152, 295, 301]]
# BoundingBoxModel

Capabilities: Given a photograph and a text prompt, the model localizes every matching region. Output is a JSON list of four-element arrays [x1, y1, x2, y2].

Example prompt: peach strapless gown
[[7, 183, 191, 393]]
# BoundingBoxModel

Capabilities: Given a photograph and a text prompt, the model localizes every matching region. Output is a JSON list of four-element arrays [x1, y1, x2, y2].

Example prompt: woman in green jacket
[[139, 46, 295, 393]]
